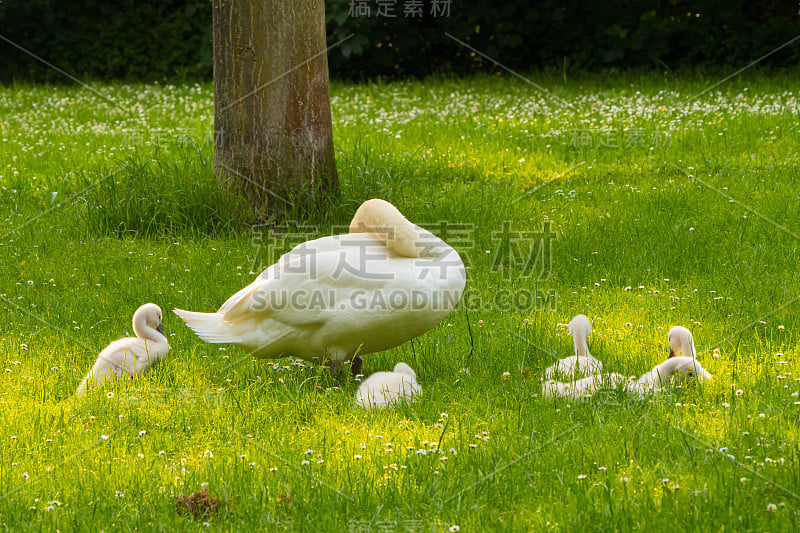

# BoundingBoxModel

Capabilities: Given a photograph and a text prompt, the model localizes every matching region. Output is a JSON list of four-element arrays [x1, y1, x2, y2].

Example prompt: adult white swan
[[355, 362, 421, 408], [76, 303, 169, 396], [542, 314, 603, 380], [174, 199, 466, 376]]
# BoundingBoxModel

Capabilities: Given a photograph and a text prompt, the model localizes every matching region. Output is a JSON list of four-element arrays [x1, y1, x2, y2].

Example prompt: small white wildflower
[[767, 503, 777, 512]]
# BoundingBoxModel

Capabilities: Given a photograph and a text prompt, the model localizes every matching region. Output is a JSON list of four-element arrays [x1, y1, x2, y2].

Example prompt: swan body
[[542, 314, 603, 380], [668, 326, 695, 358], [76, 303, 169, 396], [174, 199, 466, 375], [625, 355, 712, 394], [355, 362, 421, 408], [542, 372, 627, 400]]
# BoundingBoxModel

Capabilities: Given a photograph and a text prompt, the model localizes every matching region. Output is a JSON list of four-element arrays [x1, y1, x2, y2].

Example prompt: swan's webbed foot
[[330, 359, 343, 378], [350, 355, 363, 377]]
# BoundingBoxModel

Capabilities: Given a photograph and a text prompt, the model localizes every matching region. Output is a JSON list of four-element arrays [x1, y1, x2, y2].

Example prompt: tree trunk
[[212, 0, 338, 214]]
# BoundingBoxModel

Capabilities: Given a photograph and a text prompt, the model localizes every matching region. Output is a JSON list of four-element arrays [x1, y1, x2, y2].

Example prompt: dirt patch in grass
[[175, 488, 227, 519]]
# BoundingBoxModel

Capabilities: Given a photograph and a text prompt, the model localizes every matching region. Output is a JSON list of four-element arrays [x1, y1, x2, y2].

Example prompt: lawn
[[1, 70, 800, 531]]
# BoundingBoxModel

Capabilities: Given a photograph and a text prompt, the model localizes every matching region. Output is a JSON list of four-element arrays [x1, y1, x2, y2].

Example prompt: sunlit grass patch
[[1, 71, 800, 530]]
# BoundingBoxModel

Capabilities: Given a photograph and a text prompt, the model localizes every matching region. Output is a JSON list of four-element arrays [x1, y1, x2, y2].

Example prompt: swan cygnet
[[355, 362, 421, 409], [625, 355, 712, 395], [542, 314, 603, 380], [174, 198, 466, 378], [668, 326, 696, 358], [76, 303, 169, 396], [542, 373, 627, 400]]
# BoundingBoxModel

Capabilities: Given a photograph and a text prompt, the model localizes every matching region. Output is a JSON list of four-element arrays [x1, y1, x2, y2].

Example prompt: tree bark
[[212, 0, 338, 214]]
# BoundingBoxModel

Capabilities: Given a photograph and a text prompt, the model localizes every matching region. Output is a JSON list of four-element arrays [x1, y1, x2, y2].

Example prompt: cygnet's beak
[[157, 323, 164, 335], [668, 348, 675, 358]]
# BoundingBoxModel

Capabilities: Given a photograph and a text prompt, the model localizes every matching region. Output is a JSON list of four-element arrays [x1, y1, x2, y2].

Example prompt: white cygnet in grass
[[668, 326, 695, 358], [355, 362, 421, 409], [76, 303, 169, 396], [625, 356, 712, 395], [542, 314, 603, 380], [542, 373, 627, 400]]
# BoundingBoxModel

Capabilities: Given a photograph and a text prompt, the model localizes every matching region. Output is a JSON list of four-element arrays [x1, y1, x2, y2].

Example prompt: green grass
[[1, 70, 800, 531]]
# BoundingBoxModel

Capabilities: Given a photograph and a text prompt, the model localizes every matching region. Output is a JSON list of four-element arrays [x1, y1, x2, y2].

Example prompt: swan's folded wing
[[216, 238, 401, 328], [217, 234, 387, 319]]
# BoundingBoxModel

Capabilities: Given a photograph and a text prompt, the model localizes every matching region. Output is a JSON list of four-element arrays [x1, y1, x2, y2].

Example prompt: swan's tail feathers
[[173, 309, 243, 344]]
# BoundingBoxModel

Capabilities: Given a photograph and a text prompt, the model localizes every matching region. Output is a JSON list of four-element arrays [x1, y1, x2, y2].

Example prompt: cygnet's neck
[[572, 332, 590, 358], [681, 336, 696, 358], [133, 315, 166, 344], [650, 357, 696, 383]]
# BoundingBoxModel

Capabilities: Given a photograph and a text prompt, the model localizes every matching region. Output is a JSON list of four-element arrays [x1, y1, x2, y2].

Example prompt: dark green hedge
[[1, 0, 798, 81], [0, 0, 212, 80]]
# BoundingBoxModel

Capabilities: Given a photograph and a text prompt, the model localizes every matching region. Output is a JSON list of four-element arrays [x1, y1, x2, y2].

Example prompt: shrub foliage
[[0, 0, 797, 81]]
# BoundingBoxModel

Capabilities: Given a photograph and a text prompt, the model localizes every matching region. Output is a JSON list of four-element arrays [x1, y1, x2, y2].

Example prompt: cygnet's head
[[668, 356, 712, 383], [134, 303, 165, 336], [568, 314, 592, 338], [668, 326, 695, 358], [393, 362, 417, 380]]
